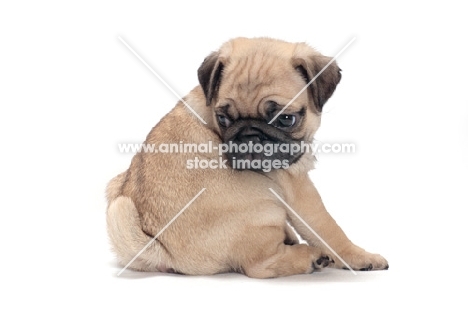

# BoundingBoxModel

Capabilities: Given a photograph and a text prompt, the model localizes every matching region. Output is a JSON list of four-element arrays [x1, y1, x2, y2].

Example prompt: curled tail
[[106, 173, 171, 272]]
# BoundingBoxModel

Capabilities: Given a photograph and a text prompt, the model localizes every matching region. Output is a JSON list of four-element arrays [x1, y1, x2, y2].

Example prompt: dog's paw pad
[[359, 264, 373, 271], [313, 256, 331, 269]]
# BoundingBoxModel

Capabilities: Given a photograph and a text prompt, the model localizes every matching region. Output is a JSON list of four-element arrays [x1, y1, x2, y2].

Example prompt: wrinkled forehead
[[217, 54, 308, 113]]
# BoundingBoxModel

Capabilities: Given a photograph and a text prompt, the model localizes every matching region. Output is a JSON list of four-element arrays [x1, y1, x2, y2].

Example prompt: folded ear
[[294, 55, 341, 112], [197, 52, 224, 106]]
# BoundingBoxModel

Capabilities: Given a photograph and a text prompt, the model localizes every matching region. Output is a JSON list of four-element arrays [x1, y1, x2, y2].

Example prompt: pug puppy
[[106, 37, 388, 278]]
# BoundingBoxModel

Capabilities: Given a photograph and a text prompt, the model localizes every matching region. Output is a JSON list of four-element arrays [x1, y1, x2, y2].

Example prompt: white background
[[1, 1, 467, 310]]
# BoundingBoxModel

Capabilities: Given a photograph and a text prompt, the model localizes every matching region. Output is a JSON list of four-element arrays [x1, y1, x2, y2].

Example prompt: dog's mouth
[[222, 127, 304, 172]]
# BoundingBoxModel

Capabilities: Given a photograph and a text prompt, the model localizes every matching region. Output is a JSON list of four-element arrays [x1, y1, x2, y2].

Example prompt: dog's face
[[198, 38, 341, 171]]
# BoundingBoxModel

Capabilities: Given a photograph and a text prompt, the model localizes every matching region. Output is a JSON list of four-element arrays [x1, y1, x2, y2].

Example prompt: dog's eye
[[217, 114, 231, 127], [276, 115, 296, 127]]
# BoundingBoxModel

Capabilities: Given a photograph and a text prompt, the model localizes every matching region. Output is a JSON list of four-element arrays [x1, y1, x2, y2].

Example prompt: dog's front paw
[[331, 245, 389, 271]]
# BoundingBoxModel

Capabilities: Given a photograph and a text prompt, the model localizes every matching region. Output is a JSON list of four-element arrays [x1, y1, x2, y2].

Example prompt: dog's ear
[[294, 55, 341, 113], [198, 52, 224, 106]]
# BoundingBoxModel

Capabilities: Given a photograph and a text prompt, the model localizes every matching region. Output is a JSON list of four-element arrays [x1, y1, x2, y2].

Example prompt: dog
[[106, 37, 388, 278]]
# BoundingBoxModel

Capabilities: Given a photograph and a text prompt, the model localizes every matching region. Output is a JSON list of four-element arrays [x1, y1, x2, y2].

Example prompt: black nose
[[239, 134, 261, 144], [238, 128, 264, 144]]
